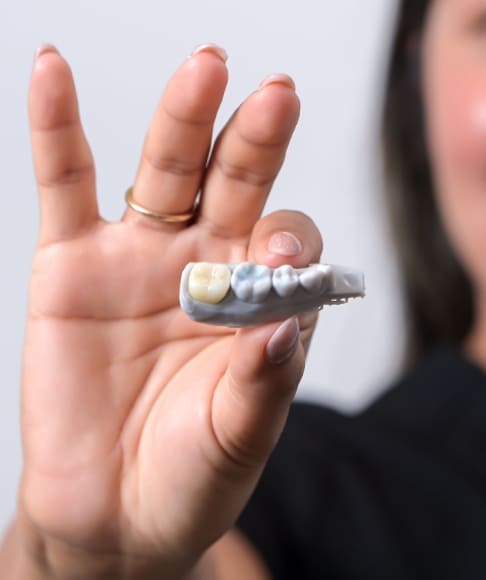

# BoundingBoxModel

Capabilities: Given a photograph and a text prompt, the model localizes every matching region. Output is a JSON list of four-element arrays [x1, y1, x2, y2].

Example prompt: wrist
[[1, 513, 210, 580]]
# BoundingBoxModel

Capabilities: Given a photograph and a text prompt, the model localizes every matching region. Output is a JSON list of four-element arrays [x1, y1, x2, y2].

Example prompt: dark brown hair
[[382, 0, 474, 366]]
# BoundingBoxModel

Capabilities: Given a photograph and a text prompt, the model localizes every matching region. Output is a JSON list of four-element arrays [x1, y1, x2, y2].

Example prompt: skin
[[1, 44, 323, 579], [422, 0, 486, 365]]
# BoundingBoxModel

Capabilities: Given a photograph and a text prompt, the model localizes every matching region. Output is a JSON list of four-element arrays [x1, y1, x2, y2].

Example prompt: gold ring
[[125, 187, 197, 223]]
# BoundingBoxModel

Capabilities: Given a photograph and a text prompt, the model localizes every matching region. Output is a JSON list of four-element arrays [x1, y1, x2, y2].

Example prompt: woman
[[1, 0, 485, 578]]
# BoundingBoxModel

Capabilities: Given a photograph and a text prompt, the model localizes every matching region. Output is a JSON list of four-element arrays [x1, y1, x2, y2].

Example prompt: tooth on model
[[188, 262, 231, 304], [272, 265, 299, 297], [231, 263, 272, 303], [299, 264, 332, 293]]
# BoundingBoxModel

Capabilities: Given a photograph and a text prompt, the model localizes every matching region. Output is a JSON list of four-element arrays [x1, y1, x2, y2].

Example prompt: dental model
[[179, 262, 365, 327]]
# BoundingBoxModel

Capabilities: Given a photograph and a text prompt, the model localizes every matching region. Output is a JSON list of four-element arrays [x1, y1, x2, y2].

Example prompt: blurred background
[[1, 0, 402, 530]]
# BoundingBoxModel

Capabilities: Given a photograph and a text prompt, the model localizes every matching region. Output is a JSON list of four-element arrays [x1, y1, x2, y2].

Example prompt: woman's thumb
[[211, 317, 304, 472]]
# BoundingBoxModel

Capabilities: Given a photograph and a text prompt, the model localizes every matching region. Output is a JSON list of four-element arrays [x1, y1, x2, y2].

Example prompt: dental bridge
[[179, 262, 365, 327]]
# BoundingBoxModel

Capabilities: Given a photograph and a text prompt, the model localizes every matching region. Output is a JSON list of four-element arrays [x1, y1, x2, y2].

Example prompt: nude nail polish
[[259, 74, 295, 90], [268, 232, 303, 256], [191, 43, 228, 63], [266, 317, 300, 365], [35, 44, 59, 59]]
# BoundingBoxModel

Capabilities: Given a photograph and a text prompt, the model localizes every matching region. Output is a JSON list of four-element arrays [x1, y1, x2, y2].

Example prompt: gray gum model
[[179, 262, 365, 327]]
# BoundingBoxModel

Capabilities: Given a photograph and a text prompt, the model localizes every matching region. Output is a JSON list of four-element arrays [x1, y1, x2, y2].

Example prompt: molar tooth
[[231, 263, 272, 303], [299, 264, 332, 294], [272, 265, 299, 297], [188, 262, 231, 304]]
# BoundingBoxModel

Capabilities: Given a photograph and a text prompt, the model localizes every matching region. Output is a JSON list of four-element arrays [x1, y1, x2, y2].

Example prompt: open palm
[[20, 45, 322, 575]]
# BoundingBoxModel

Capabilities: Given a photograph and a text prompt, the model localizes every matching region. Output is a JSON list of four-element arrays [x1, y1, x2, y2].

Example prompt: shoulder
[[238, 344, 486, 579], [358, 343, 486, 439], [277, 343, 486, 452], [261, 341, 486, 489]]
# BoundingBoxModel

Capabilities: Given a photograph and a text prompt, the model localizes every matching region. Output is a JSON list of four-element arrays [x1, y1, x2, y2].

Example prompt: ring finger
[[125, 44, 228, 226]]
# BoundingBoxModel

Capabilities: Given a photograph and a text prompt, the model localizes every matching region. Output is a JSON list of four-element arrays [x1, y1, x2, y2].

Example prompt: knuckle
[[144, 151, 203, 178], [214, 157, 275, 188], [38, 162, 94, 188]]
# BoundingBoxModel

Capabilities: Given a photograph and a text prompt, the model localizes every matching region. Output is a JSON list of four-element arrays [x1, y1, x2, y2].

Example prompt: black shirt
[[237, 345, 486, 579]]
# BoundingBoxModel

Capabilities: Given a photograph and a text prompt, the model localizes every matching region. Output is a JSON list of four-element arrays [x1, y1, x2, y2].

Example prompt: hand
[[19, 44, 322, 578]]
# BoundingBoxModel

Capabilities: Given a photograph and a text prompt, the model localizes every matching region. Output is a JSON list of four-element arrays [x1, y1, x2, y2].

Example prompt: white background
[[1, 0, 403, 531]]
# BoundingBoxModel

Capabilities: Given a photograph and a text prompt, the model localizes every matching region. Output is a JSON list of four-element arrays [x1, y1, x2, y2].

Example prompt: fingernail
[[268, 231, 302, 256], [266, 317, 300, 365], [259, 74, 295, 91], [191, 43, 228, 63], [35, 43, 59, 60]]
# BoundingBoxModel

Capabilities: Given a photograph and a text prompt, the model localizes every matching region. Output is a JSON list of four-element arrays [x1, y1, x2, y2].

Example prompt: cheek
[[430, 74, 486, 183], [425, 69, 486, 291]]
